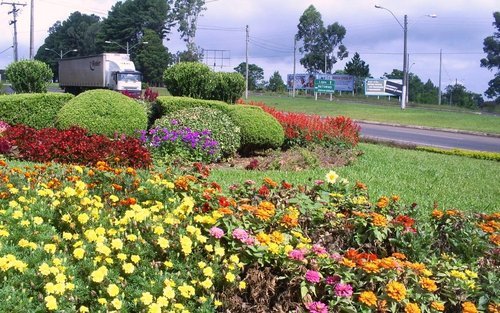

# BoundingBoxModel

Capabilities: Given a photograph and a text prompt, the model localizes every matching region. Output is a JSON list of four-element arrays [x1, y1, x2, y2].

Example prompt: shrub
[[155, 96, 230, 117], [2, 124, 151, 168], [57, 89, 147, 137], [154, 106, 241, 159], [416, 146, 500, 162], [5, 60, 53, 93], [163, 62, 215, 99], [0, 93, 73, 128], [209, 72, 245, 103], [226, 105, 284, 154]]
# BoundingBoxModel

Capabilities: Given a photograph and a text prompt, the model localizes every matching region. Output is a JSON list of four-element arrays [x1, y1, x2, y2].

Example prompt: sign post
[[314, 79, 335, 101]]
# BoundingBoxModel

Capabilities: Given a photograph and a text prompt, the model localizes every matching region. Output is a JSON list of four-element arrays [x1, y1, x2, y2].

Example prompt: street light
[[45, 48, 78, 59], [104, 40, 148, 55], [375, 5, 408, 109]]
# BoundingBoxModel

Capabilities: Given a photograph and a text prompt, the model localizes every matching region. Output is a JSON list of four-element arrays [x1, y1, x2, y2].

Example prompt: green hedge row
[[0, 93, 74, 128], [416, 146, 500, 162]]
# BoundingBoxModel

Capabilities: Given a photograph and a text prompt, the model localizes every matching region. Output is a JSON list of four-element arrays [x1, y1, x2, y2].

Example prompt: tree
[[173, 0, 206, 44], [480, 11, 500, 103], [344, 52, 370, 94], [34, 12, 101, 78], [296, 5, 348, 73], [443, 83, 482, 108], [175, 42, 204, 62], [6, 60, 53, 93], [267, 71, 285, 93], [234, 62, 264, 90], [135, 29, 173, 86]]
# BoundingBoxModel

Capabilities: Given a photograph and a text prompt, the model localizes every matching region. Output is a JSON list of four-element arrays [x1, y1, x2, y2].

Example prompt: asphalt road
[[358, 122, 500, 152]]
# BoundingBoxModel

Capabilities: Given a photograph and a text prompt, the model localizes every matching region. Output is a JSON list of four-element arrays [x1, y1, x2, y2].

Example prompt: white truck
[[59, 53, 142, 97]]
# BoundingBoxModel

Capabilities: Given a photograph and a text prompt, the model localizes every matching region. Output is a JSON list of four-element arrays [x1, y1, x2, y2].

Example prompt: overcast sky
[[0, 0, 498, 95]]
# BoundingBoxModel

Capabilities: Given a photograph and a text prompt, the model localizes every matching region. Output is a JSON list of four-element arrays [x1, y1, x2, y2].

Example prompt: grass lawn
[[248, 94, 500, 135], [211, 143, 500, 218]]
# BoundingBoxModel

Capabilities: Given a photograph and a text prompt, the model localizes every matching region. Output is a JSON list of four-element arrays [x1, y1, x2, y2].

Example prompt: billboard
[[287, 74, 354, 91], [365, 79, 403, 96]]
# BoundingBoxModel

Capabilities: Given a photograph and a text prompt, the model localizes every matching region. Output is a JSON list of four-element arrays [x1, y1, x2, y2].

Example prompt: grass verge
[[210, 143, 500, 218]]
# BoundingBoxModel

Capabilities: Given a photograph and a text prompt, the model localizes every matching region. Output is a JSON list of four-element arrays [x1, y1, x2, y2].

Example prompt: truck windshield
[[117, 73, 141, 83]]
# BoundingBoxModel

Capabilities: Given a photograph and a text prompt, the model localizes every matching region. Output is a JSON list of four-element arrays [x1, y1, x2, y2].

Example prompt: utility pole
[[438, 49, 442, 105], [401, 14, 408, 110], [245, 25, 249, 99], [292, 37, 296, 98], [2, 1, 26, 62], [29, 0, 33, 59], [324, 52, 327, 73]]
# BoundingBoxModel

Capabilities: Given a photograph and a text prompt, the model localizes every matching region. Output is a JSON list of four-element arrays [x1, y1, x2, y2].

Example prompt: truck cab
[[106, 57, 142, 97]]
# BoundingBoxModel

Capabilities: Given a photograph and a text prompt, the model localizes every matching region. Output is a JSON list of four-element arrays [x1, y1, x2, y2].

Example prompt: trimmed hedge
[[163, 62, 215, 99], [156, 96, 230, 116], [416, 146, 500, 162], [57, 89, 147, 137], [0, 93, 74, 128], [227, 105, 284, 154]]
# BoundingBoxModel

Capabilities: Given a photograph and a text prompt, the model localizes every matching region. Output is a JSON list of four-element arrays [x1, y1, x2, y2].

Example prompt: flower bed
[[0, 160, 497, 312]]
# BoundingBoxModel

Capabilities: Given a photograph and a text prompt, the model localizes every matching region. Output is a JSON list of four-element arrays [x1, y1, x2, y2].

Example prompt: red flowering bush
[[238, 100, 360, 148], [143, 87, 159, 102], [2, 124, 151, 168]]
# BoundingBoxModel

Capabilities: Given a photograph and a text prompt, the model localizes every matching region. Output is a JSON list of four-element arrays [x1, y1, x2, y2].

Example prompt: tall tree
[[267, 71, 285, 92], [344, 52, 370, 94], [34, 12, 101, 78], [480, 11, 500, 103], [135, 29, 173, 86], [173, 0, 206, 44], [443, 83, 482, 108], [296, 5, 348, 73], [234, 62, 264, 90]]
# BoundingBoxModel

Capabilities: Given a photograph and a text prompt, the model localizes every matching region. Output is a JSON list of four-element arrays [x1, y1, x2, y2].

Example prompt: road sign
[[314, 79, 335, 93]]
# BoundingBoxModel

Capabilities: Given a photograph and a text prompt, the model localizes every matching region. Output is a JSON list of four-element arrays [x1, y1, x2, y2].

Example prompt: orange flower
[[218, 207, 234, 215], [361, 261, 380, 273], [385, 281, 406, 301], [379, 257, 400, 269], [263, 177, 278, 188], [371, 213, 388, 227], [355, 181, 367, 190], [446, 209, 460, 216], [405, 303, 421, 313], [419, 277, 438, 292], [376, 196, 390, 209], [174, 176, 189, 191], [488, 303, 500, 313], [462, 302, 478, 313], [0, 160, 6, 167], [112, 184, 123, 191], [489, 234, 500, 246], [392, 252, 407, 260], [432, 209, 444, 219], [255, 201, 276, 221], [391, 195, 400, 202], [406, 262, 426, 274], [359, 291, 377, 307], [281, 215, 298, 228], [431, 301, 445, 311], [340, 258, 356, 268], [240, 204, 257, 213]]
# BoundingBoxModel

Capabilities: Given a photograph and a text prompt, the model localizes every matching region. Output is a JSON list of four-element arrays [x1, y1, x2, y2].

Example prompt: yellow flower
[[419, 277, 438, 292], [225, 272, 236, 282], [111, 298, 122, 310], [359, 291, 377, 307], [153, 225, 164, 235], [405, 303, 421, 313], [178, 283, 195, 298], [325, 170, 339, 184], [44, 244, 57, 254], [111, 238, 123, 250], [462, 302, 478, 313], [198, 261, 207, 269], [141, 292, 154, 305], [39, 263, 51, 276], [97, 298, 107, 305], [148, 303, 162, 313], [203, 267, 214, 278], [79, 306, 90, 312], [126, 234, 138, 241], [73, 248, 85, 260], [90, 266, 108, 283], [200, 278, 213, 289], [131, 255, 141, 264], [117, 253, 127, 261], [180, 236, 192, 255], [431, 301, 445, 311], [122, 262, 135, 274], [45, 295, 58, 311], [107, 284, 120, 297], [163, 286, 175, 299], [33, 216, 44, 225], [157, 237, 170, 249], [239, 281, 247, 290], [450, 270, 467, 280], [77, 213, 89, 224], [386, 281, 406, 301], [214, 246, 225, 257]]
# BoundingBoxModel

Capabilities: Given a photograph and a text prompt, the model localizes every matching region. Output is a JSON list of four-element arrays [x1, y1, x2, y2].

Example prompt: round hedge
[[57, 89, 147, 137], [227, 105, 284, 154], [154, 106, 241, 159]]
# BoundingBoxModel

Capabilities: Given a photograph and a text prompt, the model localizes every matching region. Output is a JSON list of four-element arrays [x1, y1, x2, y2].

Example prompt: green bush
[[209, 72, 245, 103], [227, 105, 284, 154], [156, 96, 230, 117], [163, 62, 215, 99], [5, 60, 53, 93], [57, 89, 147, 137], [154, 106, 241, 159], [0, 93, 74, 128], [416, 146, 500, 161]]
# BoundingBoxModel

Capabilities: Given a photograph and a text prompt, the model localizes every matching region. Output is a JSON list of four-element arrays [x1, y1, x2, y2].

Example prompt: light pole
[[45, 48, 78, 58], [375, 5, 407, 109], [105, 40, 148, 55]]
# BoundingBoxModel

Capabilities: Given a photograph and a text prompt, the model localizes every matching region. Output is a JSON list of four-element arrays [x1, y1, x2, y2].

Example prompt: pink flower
[[312, 244, 327, 255], [330, 253, 342, 261], [305, 301, 328, 313], [209, 227, 224, 239], [232, 228, 249, 242], [334, 283, 353, 297], [244, 236, 255, 246], [305, 270, 321, 283], [288, 249, 306, 261], [325, 275, 341, 286]]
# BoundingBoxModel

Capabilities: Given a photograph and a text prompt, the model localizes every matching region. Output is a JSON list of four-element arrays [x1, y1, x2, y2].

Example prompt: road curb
[[353, 119, 500, 138]]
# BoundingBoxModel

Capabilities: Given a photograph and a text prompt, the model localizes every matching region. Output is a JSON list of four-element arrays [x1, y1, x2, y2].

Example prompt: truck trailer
[[59, 53, 142, 96]]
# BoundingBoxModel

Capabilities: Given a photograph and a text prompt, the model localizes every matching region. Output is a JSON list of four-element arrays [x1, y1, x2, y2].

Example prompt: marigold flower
[[141, 292, 153, 305], [107, 284, 120, 297], [431, 301, 445, 311], [225, 272, 236, 282], [386, 281, 406, 301], [376, 196, 390, 209], [111, 298, 122, 310], [462, 302, 478, 313], [45, 295, 58, 311], [419, 277, 438, 292], [359, 291, 377, 307], [122, 262, 135, 274], [405, 302, 421, 313], [73, 248, 85, 260], [178, 283, 195, 298]]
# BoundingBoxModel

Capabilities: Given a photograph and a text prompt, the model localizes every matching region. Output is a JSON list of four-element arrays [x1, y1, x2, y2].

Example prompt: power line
[[1, 1, 27, 62]]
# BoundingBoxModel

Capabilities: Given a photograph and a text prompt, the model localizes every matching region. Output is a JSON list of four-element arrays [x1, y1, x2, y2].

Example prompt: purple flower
[[232, 228, 249, 242], [334, 283, 353, 297], [325, 275, 341, 286], [288, 249, 306, 261], [209, 227, 224, 239], [305, 270, 321, 283], [305, 301, 328, 313]]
